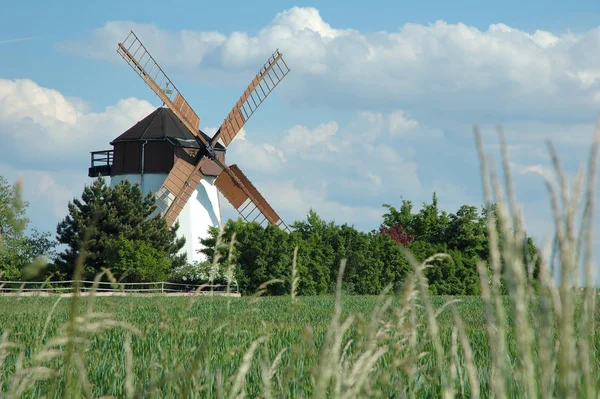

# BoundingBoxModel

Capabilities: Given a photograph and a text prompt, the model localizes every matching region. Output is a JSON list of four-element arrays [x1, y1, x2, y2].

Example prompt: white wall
[[110, 173, 222, 264]]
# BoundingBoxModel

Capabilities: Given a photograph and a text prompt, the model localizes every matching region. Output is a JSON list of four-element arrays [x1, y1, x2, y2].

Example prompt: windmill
[[88, 31, 291, 263]]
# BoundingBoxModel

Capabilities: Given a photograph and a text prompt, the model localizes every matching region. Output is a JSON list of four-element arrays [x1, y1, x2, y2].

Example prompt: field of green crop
[[1, 292, 597, 398], [0, 295, 495, 398]]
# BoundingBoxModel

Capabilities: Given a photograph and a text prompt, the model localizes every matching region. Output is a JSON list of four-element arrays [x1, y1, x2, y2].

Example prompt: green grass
[[0, 295, 468, 397], [0, 294, 598, 398], [0, 296, 522, 397]]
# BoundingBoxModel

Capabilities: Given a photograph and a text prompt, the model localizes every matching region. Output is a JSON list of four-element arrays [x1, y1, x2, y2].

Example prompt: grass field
[[0, 294, 570, 398], [0, 291, 598, 398]]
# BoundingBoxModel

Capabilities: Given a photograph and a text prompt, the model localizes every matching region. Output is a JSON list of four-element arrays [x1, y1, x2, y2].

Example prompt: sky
[[1, 1, 600, 281]]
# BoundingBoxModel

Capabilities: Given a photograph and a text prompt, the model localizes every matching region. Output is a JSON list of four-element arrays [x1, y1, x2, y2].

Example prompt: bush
[[102, 234, 172, 282], [167, 260, 236, 286]]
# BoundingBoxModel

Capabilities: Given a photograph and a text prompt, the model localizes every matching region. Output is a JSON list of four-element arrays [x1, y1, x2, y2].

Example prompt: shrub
[[167, 260, 236, 286], [102, 234, 172, 282]]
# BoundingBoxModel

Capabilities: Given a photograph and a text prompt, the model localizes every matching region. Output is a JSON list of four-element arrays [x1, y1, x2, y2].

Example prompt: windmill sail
[[117, 31, 206, 147], [117, 31, 210, 226], [154, 158, 208, 226], [215, 164, 290, 232], [210, 50, 290, 147]]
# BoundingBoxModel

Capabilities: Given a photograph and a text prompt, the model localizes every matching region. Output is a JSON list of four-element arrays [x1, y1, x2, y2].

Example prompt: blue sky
[[2, 1, 600, 280]]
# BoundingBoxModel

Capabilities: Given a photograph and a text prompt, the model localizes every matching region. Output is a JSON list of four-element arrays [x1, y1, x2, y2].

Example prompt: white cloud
[[202, 126, 287, 173], [222, 110, 424, 224], [234, 179, 384, 228], [271, 7, 341, 40], [375, 144, 400, 164], [263, 144, 287, 162], [59, 9, 600, 120], [388, 110, 419, 136], [58, 22, 226, 68], [230, 127, 245, 142], [281, 121, 338, 155], [365, 171, 382, 187], [226, 110, 422, 188], [226, 138, 287, 173], [0, 79, 155, 163], [515, 163, 553, 180], [0, 162, 91, 232], [473, 121, 599, 174], [0, 79, 81, 125]]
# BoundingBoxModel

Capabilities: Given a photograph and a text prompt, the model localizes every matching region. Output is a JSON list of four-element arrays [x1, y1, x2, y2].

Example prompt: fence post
[[161, 282, 164, 295]]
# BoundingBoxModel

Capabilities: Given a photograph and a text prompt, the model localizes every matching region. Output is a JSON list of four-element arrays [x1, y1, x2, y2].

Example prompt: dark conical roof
[[111, 107, 224, 150]]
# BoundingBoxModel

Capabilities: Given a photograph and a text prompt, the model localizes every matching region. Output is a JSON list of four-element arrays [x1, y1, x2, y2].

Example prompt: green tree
[[381, 193, 540, 295], [0, 176, 56, 280], [103, 234, 173, 282], [330, 224, 369, 294], [198, 193, 540, 297], [200, 209, 412, 296], [199, 219, 292, 295], [0, 176, 27, 243], [55, 178, 185, 281], [0, 176, 27, 280], [291, 210, 335, 295], [446, 205, 487, 258]]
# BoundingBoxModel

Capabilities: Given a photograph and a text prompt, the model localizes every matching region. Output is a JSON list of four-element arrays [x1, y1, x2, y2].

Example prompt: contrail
[[0, 36, 41, 44]]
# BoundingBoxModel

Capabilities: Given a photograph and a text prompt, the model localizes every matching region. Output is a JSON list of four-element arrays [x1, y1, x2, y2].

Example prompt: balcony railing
[[88, 150, 113, 177]]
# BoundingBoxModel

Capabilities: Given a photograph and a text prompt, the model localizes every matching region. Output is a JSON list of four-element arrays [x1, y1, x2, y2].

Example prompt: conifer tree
[[55, 178, 186, 280]]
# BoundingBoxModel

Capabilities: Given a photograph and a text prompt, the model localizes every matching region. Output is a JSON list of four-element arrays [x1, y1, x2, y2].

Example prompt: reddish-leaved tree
[[379, 223, 414, 246]]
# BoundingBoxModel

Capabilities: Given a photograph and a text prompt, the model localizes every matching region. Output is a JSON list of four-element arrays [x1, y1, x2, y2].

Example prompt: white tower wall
[[110, 173, 222, 264]]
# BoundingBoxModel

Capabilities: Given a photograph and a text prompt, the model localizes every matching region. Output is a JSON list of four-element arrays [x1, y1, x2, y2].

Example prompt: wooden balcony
[[88, 150, 113, 178]]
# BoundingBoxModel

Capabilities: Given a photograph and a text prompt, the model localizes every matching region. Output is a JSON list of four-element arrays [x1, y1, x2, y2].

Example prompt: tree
[[103, 234, 173, 282], [381, 193, 540, 295], [199, 219, 292, 295], [382, 201, 413, 231], [0, 176, 27, 243], [379, 223, 414, 246], [196, 193, 540, 297], [291, 210, 336, 294], [446, 205, 487, 258], [55, 178, 185, 281], [0, 176, 56, 280], [200, 209, 412, 296]]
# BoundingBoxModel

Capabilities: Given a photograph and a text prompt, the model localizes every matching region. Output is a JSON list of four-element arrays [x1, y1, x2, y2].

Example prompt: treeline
[[0, 175, 539, 295], [198, 193, 539, 296]]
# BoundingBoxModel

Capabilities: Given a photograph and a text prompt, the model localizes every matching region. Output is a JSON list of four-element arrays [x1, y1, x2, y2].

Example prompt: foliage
[[0, 176, 27, 242], [378, 222, 414, 246], [54, 178, 186, 281], [201, 193, 539, 296], [200, 209, 411, 296], [382, 193, 539, 294], [201, 219, 296, 296], [102, 234, 173, 283], [0, 176, 56, 280], [168, 260, 236, 286]]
